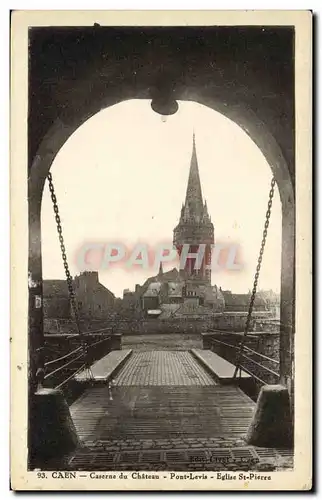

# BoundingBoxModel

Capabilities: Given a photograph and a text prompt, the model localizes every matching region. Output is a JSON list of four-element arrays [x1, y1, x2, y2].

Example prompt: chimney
[[80, 271, 99, 287]]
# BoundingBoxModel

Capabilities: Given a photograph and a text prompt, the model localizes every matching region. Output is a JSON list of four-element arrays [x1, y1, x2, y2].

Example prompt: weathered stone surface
[[246, 384, 293, 447], [31, 388, 79, 464]]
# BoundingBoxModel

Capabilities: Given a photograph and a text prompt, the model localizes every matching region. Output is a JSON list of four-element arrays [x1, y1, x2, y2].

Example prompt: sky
[[41, 100, 282, 298]]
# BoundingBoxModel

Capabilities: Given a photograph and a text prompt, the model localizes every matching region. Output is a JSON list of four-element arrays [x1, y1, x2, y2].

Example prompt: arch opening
[[41, 99, 282, 304], [29, 95, 294, 393]]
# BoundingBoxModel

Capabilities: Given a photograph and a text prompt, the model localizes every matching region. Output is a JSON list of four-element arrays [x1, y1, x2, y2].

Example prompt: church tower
[[173, 133, 214, 285]]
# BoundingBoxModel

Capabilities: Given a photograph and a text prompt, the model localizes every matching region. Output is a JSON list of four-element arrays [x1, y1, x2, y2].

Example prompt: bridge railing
[[208, 336, 280, 386], [41, 328, 115, 390]]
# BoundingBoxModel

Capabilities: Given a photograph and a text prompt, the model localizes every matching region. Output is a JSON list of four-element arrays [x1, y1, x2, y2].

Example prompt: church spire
[[173, 131, 214, 286], [184, 132, 204, 217]]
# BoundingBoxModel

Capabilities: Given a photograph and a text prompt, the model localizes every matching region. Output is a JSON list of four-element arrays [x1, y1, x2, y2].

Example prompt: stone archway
[[28, 93, 294, 395]]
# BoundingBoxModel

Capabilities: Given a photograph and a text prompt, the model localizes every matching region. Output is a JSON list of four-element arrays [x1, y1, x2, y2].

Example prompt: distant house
[[122, 285, 141, 309], [43, 271, 115, 320], [166, 281, 185, 304], [142, 282, 163, 311], [74, 271, 115, 319], [222, 290, 267, 312], [139, 267, 181, 296], [256, 289, 280, 319]]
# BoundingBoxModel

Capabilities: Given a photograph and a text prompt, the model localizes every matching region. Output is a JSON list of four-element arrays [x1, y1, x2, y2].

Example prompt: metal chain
[[233, 177, 276, 378], [47, 172, 81, 336], [46, 173, 95, 379]]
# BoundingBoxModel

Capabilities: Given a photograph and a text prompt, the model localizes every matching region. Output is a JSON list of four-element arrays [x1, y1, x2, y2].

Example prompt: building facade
[[43, 271, 115, 320], [43, 280, 71, 319], [74, 271, 115, 319], [222, 290, 267, 313]]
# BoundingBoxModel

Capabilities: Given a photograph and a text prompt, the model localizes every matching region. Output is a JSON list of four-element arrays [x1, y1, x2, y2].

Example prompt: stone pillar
[[246, 384, 293, 448], [28, 123, 76, 467], [28, 189, 45, 467], [110, 333, 122, 350], [201, 332, 212, 350], [30, 388, 80, 466], [28, 197, 44, 395], [280, 201, 295, 398]]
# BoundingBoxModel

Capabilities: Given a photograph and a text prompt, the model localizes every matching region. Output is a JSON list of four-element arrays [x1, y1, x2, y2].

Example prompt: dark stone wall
[[43, 318, 112, 334], [114, 318, 213, 335], [44, 311, 275, 336]]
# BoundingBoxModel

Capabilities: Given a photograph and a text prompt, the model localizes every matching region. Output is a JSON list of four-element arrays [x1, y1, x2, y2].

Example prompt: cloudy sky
[[41, 100, 282, 298]]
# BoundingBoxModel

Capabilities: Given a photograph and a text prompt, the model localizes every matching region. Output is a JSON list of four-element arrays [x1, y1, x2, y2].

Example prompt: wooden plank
[[70, 385, 254, 444], [191, 349, 251, 382], [114, 351, 216, 386], [75, 349, 132, 382]]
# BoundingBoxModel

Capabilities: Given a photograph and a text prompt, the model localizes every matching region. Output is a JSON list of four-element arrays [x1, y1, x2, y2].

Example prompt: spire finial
[[203, 199, 209, 220], [192, 129, 197, 156], [158, 261, 163, 277]]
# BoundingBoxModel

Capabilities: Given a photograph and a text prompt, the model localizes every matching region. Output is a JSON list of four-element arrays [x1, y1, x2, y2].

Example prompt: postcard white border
[[10, 10, 312, 491]]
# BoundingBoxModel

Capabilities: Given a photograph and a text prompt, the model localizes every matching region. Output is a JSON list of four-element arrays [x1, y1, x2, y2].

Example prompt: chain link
[[47, 172, 81, 336], [233, 177, 276, 378]]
